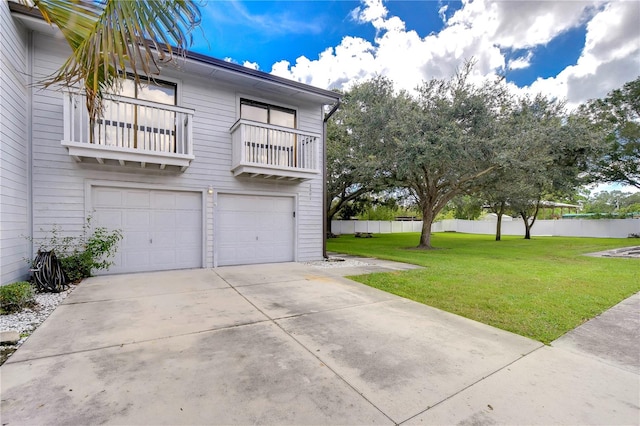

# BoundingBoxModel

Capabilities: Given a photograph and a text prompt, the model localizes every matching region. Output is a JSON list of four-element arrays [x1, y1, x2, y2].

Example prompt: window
[[240, 99, 298, 167], [118, 76, 177, 106], [98, 76, 178, 152], [240, 99, 295, 128]]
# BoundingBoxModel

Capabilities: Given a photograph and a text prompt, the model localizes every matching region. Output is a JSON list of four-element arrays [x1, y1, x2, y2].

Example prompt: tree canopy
[[326, 63, 609, 246], [481, 95, 602, 239], [326, 77, 397, 233], [582, 77, 640, 189]]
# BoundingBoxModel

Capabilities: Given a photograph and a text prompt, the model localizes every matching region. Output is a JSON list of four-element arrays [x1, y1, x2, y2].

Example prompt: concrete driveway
[[1, 261, 638, 425]]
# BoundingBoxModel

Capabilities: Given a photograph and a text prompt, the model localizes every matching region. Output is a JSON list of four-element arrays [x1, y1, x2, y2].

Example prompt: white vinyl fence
[[331, 220, 423, 235], [332, 219, 640, 239]]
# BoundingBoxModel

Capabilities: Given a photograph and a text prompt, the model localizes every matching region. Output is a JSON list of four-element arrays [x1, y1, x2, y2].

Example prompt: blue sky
[[190, 0, 639, 111]]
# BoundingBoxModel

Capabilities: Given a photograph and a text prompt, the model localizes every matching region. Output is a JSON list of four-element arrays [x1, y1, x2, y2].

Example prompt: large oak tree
[[388, 64, 508, 249]]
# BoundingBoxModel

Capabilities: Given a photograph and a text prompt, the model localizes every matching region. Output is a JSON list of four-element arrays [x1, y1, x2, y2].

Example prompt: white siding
[[27, 31, 326, 272], [1, 2, 30, 285]]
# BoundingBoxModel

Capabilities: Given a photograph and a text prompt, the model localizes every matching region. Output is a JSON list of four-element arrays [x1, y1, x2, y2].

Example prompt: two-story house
[[0, 2, 341, 284]]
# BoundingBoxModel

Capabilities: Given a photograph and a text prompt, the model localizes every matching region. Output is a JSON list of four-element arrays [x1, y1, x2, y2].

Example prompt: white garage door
[[92, 187, 202, 274], [217, 194, 294, 266]]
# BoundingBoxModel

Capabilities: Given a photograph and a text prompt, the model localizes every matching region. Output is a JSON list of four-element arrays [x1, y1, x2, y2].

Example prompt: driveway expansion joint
[[397, 343, 546, 425], [62, 286, 233, 305], [4, 319, 273, 365], [269, 298, 399, 321]]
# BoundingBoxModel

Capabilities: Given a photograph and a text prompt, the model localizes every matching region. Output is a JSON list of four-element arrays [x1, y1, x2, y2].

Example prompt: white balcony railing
[[61, 92, 195, 170], [230, 119, 321, 181]]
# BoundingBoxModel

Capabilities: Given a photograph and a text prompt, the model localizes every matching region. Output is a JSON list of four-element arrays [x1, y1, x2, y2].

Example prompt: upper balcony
[[229, 119, 321, 182], [61, 92, 195, 171]]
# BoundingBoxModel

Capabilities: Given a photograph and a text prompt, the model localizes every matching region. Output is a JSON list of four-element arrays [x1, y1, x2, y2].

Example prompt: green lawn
[[327, 232, 640, 344]]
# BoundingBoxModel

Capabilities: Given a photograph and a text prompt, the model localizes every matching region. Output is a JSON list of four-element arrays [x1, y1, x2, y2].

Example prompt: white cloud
[[449, 0, 599, 49], [268, 0, 638, 107], [438, 4, 448, 23], [243, 61, 259, 70], [507, 52, 533, 70], [527, 1, 640, 109], [351, 0, 388, 27], [271, 36, 378, 90]]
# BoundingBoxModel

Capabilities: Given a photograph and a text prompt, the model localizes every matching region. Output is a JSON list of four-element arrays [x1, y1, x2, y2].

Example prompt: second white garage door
[[92, 186, 202, 274], [216, 194, 295, 266]]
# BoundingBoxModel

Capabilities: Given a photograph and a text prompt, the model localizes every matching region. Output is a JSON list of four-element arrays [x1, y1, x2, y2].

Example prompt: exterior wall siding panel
[[0, 2, 30, 284]]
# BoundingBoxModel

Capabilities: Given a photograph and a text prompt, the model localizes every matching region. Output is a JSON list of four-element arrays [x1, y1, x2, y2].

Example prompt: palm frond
[[26, 0, 201, 120]]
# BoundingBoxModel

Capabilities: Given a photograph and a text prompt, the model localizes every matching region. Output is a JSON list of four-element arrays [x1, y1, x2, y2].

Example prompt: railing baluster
[[64, 91, 194, 163], [118, 101, 122, 147], [156, 107, 160, 151], [156, 107, 162, 151], [77, 95, 82, 142], [230, 120, 320, 171], [143, 105, 148, 151], [175, 112, 180, 154], [152, 106, 157, 151], [186, 114, 192, 156]]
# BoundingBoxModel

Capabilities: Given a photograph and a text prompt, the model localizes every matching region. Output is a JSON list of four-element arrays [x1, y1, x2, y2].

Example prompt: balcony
[[61, 92, 195, 171], [230, 119, 321, 181]]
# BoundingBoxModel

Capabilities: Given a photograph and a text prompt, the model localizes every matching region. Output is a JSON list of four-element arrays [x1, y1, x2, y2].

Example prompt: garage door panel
[[93, 210, 122, 228], [217, 194, 294, 266], [152, 211, 177, 227], [218, 229, 239, 242], [151, 192, 177, 209], [271, 201, 292, 213], [122, 250, 150, 267], [176, 193, 201, 209], [123, 190, 150, 208], [153, 231, 175, 246], [177, 248, 201, 262], [178, 211, 201, 228], [124, 211, 151, 228], [92, 187, 202, 274], [93, 188, 123, 207], [149, 249, 177, 266], [234, 211, 255, 223], [176, 230, 201, 246], [122, 231, 150, 249]]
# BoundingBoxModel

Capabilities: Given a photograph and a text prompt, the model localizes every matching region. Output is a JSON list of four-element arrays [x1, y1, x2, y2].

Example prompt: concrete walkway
[[1, 261, 638, 425]]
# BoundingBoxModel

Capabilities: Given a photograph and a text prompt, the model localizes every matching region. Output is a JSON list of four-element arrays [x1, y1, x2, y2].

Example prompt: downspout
[[322, 100, 341, 259], [27, 29, 34, 271]]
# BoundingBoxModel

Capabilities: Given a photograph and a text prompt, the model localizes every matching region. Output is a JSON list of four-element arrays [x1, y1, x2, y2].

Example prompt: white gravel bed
[[303, 258, 371, 268], [1, 285, 77, 347]]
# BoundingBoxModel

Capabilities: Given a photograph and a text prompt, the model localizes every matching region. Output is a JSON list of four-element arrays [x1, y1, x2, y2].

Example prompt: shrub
[[0, 282, 35, 314], [59, 251, 92, 283], [28, 217, 122, 283]]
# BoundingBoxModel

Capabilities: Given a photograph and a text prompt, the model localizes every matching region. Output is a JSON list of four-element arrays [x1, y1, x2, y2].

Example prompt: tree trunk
[[495, 202, 505, 241], [521, 202, 540, 240], [521, 213, 532, 239], [326, 211, 335, 236], [417, 208, 435, 249]]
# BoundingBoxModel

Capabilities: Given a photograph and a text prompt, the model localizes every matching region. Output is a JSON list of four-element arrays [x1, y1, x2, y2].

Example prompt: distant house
[[0, 2, 340, 284]]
